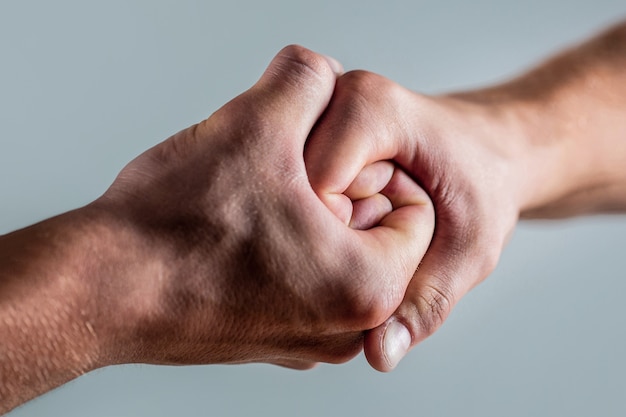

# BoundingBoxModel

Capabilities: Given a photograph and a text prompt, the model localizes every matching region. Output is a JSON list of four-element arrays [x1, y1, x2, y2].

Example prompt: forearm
[[451, 21, 626, 218], [0, 207, 140, 412]]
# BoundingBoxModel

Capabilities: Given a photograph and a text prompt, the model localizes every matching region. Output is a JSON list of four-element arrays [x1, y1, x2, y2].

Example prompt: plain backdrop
[[2, 1, 625, 416]]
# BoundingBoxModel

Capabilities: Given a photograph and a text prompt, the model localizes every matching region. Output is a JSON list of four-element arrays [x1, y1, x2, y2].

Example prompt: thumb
[[363, 234, 486, 372]]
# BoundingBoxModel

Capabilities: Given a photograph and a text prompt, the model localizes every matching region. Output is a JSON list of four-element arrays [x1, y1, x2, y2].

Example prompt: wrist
[[429, 92, 534, 216], [37, 205, 159, 368], [78, 201, 182, 366], [444, 24, 626, 218], [89, 187, 234, 366], [438, 87, 599, 219], [484, 91, 626, 218]]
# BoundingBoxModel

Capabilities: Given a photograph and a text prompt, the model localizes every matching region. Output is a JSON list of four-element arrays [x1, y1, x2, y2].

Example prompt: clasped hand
[[5, 25, 626, 410], [92, 45, 519, 372]]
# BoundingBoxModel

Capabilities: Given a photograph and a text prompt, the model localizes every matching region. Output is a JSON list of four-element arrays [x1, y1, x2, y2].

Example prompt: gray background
[[2, 1, 625, 416]]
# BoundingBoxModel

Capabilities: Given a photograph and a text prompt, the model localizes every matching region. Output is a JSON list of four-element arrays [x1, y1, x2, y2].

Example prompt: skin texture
[[0, 46, 435, 413], [1, 20, 626, 413], [306, 21, 626, 371]]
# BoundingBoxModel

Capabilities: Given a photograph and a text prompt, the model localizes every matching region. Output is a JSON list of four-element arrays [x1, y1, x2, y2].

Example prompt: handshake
[[3, 21, 626, 412], [92, 46, 513, 372]]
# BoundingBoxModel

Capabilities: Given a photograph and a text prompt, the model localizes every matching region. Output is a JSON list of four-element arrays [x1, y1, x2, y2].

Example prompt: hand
[[305, 71, 525, 371], [306, 22, 626, 371], [1, 45, 436, 410], [90, 46, 435, 369]]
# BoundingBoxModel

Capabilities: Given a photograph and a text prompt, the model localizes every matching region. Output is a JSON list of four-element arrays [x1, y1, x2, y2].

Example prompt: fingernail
[[322, 54, 344, 75], [383, 320, 411, 370]]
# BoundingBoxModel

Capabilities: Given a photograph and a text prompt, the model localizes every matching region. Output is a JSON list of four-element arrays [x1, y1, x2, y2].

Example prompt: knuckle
[[275, 44, 333, 84], [414, 282, 454, 337], [340, 69, 389, 90], [210, 96, 264, 140], [322, 250, 392, 330], [335, 70, 412, 139], [344, 289, 392, 330], [332, 285, 377, 328], [338, 70, 398, 104], [434, 184, 503, 282], [340, 69, 382, 90]]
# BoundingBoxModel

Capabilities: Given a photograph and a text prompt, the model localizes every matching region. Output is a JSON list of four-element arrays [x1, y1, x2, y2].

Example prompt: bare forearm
[[453, 21, 626, 218], [0, 207, 137, 412]]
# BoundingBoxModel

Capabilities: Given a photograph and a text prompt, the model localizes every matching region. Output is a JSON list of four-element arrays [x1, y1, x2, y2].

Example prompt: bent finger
[[353, 167, 435, 328], [345, 161, 395, 200], [305, 71, 414, 203], [350, 193, 393, 230]]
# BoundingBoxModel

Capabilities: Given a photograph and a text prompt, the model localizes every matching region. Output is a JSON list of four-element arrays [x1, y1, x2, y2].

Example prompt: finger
[[349, 193, 392, 230], [305, 71, 413, 206], [249, 45, 343, 149], [363, 233, 484, 372], [304, 72, 435, 333], [352, 167, 435, 328], [322, 193, 353, 226], [332, 161, 395, 227], [345, 161, 395, 200], [350, 163, 421, 230]]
